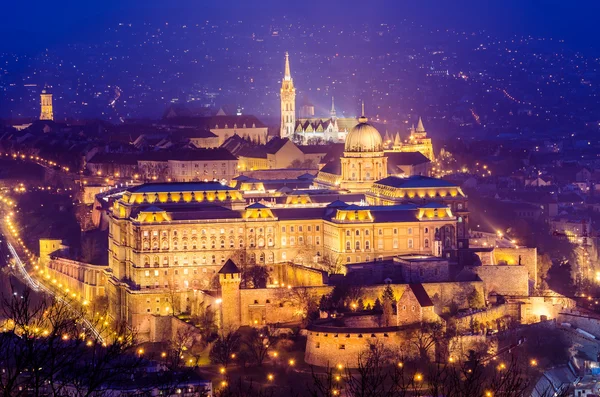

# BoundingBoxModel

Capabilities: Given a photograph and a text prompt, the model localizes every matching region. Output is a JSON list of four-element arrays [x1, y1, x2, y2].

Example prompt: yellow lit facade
[[106, 181, 459, 328], [40, 90, 54, 121]]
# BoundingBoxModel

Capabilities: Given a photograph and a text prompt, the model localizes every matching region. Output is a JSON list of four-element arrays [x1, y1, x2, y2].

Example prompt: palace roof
[[374, 175, 459, 189], [128, 182, 235, 194]]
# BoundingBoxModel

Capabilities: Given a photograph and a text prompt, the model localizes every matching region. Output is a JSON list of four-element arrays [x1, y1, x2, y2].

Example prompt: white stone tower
[[280, 52, 296, 138]]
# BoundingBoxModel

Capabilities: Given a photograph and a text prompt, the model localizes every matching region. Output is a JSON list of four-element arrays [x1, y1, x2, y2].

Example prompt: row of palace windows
[[142, 227, 275, 238], [281, 236, 320, 246], [344, 238, 431, 251], [141, 237, 275, 250], [281, 225, 320, 233], [141, 251, 283, 268]]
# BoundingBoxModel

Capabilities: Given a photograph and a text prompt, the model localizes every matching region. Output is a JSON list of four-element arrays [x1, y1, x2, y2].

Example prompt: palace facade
[[105, 170, 462, 329]]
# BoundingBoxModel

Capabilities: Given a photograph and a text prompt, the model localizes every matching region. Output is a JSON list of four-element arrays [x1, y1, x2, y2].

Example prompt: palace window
[[281, 237, 286, 246], [308, 236, 313, 245], [308, 226, 312, 232], [290, 226, 294, 232], [299, 226, 303, 232], [356, 230, 360, 236], [145, 270, 150, 277], [424, 239, 430, 248], [229, 239, 234, 248], [408, 228, 413, 235], [346, 241, 351, 251], [355, 241, 361, 250], [316, 236, 320, 245], [282, 252, 287, 260], [424, 227, 429, 234], [220, 239, 225, 248], [378, 240, 383, 249], [290, 237, 295, 246], [408, 239, 414, 249], [298, 236, 304, 244], [393, 239, 398, 249], [346, 230, 351, 237], [365, 241, 370, 250], [163, 257, 168, 266], [316, 225, 320, 231], [268, 238, 273, 247], [211, 255, 216, 264], [393, 228, 398, 235], [281, 226, 286, 233], [154, 270, 159, 276], [378, 228, 383, 235]]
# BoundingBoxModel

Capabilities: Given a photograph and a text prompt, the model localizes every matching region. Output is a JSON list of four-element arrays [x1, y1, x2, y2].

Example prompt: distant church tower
[[40, 89, 53, 121], [280, 52, 296, 138]]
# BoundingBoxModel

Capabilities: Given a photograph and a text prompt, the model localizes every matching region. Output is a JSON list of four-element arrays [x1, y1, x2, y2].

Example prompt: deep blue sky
[[2, 0, 600, 53]]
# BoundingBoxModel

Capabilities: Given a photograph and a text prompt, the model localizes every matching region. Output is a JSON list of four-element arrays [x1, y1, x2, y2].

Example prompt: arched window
[[258, 238, 265, 247], [424, 227, 429, 234], [355, 241, 361, 250], [239, 239, 244, 248], [346, 241, 351, 251], [153, 256, 159, 267], [211, 255, 216, 264], [424, 239, 430, 248], [408, 239, 413, 249], [259, 253, 265, 263], [268, 238, 273, 247], [143, 256, 150, 267], [162, 257, 168, 266], [365, 241, 370, 250], [356, 230, 360, 236], [445, 238, 451, 248], [229, 239, 234, 248], [346, 230, 351, 237], [220, 239, 225, 249]]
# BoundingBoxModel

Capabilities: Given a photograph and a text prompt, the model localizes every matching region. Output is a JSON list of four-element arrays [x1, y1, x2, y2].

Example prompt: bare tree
[[209, 330, 241, 367], [243, 326, 278, 367]]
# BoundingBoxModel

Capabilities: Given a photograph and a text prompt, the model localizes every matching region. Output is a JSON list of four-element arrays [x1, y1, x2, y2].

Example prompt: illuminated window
[[393, 239, 398, 249], [408, 239, 414, 249], [346, 241, 351, 251]]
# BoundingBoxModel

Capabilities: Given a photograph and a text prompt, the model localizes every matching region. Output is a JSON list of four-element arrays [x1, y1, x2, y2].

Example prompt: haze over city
[[1, 1, 600, 396]]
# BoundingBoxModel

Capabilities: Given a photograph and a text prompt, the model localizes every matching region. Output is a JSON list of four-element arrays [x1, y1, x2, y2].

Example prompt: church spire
[[330, 96, 337, 119], [416, 117, 425, 132], [284, 52, 291, 81]]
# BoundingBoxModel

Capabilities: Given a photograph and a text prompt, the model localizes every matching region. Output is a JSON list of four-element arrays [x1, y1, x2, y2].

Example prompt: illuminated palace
[[105, 171, 465, 330]]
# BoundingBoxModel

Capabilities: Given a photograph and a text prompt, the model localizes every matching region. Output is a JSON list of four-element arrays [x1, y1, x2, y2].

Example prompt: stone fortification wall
[[305, 327, 406, 367], [469, 265, 529, 296], [453, 305, 510, 333], [493, 247, 537, 287]]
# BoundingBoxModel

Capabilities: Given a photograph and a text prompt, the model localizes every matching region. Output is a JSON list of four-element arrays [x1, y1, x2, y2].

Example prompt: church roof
[[416, 117, 426, 133], [218, 259, 241, 274]]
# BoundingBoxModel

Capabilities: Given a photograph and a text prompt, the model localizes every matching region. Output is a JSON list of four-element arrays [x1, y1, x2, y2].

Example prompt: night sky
[[2, 0, 600, 53]]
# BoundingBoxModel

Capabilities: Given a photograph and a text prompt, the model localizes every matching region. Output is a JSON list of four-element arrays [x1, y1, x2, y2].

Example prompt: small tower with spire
[[414, 117, 427, 138], [280, 52, 296, 138], [40, 87, 53, 121], [330, 96, 337, 120]]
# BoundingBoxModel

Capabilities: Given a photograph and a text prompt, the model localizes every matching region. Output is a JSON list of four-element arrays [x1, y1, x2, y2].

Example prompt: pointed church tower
[[393, 132, 402, 150], [330, 96, 337, 120], [416, 117, 426, 133], [280, 52, 296, 138]]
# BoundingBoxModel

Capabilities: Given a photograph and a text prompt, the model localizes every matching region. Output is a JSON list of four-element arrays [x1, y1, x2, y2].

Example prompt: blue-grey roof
[[374, 175, 459, 189], [129, 182, 234, 193]]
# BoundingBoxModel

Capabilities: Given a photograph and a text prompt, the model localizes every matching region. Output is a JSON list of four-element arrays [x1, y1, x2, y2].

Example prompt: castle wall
[[493, 247, 537, 287], [305, 328, 405, 367], [469, 265, 529, 296], [356, 281, 484, 313], [238, 286, 332, 326], [453, 305, 510, 333]]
